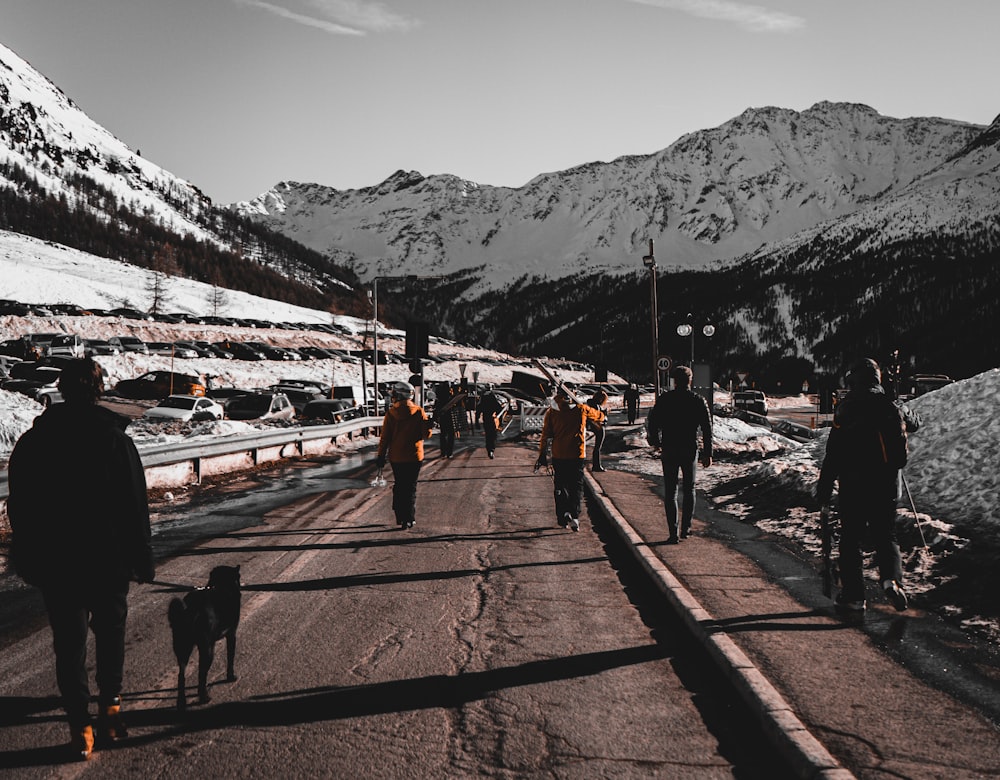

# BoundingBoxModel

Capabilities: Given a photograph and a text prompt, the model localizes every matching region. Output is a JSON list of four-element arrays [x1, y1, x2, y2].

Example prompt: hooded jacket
[[539, 398, 605, 460], [8, 402, 154, 589], [816, 385, 907, 504], [377, 399, 433, 463]]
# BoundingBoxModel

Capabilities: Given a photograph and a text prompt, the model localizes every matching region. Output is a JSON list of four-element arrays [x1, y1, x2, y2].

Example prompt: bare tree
[[147, 245, 178, 314]]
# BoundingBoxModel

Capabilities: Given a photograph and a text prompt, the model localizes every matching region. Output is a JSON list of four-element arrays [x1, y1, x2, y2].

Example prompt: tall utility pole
[[642, 239, 660, 395]]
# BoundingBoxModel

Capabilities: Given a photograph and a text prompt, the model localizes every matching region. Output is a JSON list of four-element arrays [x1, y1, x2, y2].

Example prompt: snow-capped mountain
[[0, 42, 214, 242], [234, 102, 989, 287], [0, 43, 359, 313]]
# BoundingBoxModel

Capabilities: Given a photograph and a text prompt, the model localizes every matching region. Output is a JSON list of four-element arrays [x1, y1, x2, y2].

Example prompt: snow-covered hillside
[[0, 43, 213, 244]]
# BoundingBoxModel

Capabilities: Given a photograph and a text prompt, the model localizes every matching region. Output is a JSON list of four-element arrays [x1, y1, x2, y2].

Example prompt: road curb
[[584, 471, 854, 780]]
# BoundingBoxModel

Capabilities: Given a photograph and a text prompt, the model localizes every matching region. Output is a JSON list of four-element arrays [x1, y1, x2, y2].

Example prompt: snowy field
[[2, 231, 999, 642]]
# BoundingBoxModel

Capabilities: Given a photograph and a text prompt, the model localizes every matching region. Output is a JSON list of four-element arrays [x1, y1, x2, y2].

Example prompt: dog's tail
[[167, 597, 187, 629]]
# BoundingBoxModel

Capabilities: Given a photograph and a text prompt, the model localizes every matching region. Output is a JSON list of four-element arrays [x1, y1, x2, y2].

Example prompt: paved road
[[0, 442, 786, 777]]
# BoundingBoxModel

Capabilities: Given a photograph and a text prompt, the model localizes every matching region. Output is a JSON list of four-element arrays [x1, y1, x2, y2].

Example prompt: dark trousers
[[42, 584, 129, 728], [390, 461, 422, 526], [590, 425, 606, 468], [837, 492, 903, 602], [439, 427, 455, 457], [660, 453, 697, 537], [484, 422, 498, 453], [626, 404, 638, 424], [552, 459, 585, 522]]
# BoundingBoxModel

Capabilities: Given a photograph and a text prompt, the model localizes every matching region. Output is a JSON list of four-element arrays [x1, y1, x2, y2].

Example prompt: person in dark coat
[[434, 383, 458, 458], [645, 366, 713, 543], [476, 385, 505, 459], [623, 384, 641, 424], [816, 358, 910, 615], [7, 357, 154, 760]]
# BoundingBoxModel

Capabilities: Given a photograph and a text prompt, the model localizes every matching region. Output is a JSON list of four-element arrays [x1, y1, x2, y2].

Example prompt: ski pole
[[900, 473, 929, 549]]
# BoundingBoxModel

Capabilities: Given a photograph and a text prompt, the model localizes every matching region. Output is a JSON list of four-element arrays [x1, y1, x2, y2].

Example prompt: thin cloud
[[234, 0, 418, 36], [628, 0, 805, 33]]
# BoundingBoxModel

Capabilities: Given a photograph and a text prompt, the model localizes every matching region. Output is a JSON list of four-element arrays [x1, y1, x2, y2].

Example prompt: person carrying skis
[[645, 366, 712, 543], [536, 388, 605, 531], [815, 358, 910, 615], [585, 389, 609, 471], [376, 381, 434, 528]]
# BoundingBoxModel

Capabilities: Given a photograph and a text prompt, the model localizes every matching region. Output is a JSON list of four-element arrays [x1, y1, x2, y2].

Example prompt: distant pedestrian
[[536, 388, 605, 531], [585, 389, 609, 471], [477, 384, 505, 459], [7, 357, 154, 760], [377, 381, 434, 528], [434, 383, 458, 458], [623, 383, 641, 424], [815, 358, 910, 615], [646, 366, 713, 543]]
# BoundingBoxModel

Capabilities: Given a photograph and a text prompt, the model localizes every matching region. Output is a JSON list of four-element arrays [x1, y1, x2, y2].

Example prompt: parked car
[[195, 341, 234, 359], [269, 385, 327, 414], [9, 356, 78, 380], [84, 339, 121, 356], [109, 336, 149, 354], [733, 390, 768, 415], [221, 341, 267, 361], [1, 367, 63, 406], [46, 334, 85, 358], [114, 371, 207, 399], [143, 395, 225, 422], [225, 392, 295, 421], [301, 398, 365, 422]]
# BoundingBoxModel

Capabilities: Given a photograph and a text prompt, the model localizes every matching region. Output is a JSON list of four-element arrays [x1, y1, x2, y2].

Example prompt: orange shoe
[[98, 697, 127, 745], [71, 724, 94, 760]]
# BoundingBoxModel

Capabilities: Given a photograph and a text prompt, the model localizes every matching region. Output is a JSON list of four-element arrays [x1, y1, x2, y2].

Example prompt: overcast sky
[[4, 0, 997, 205]]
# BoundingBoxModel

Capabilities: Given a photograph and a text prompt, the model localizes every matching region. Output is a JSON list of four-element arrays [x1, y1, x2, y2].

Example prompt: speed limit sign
[[657, 355, 672, 372]]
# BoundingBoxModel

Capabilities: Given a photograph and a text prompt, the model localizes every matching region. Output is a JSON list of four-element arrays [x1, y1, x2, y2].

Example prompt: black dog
[[167, 565, 241, 709]]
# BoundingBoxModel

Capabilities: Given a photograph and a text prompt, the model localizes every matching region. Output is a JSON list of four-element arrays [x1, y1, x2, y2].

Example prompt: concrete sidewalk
[[585, 466, 1000, 780]]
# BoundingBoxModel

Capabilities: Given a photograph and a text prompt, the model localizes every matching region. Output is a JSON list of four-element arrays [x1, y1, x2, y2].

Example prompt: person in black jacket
[[816, 358, 910, 616], [8, 357, 154, 760], [646, 366, 713, 543], [476, 385, 505, 459]]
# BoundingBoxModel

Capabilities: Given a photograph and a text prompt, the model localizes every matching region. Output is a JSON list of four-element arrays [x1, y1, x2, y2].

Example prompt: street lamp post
[[642, 239, 660, 395], [676, 313, 715, 365]]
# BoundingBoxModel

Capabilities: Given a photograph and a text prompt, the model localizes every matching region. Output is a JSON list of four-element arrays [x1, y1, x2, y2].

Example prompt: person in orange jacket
[[536, 388, 605, 531], [376, 382, 434, 528]]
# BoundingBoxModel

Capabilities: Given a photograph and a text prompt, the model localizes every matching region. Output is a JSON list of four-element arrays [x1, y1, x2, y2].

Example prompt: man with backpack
[[816, 358, 910, 615]]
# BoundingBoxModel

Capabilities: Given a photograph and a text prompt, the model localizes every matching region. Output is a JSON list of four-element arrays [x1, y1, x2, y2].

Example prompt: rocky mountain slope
[[234, 102, 989, 289]]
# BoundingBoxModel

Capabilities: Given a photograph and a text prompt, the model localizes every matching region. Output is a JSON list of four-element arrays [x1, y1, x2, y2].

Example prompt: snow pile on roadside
[[0, 391, 41, 455]]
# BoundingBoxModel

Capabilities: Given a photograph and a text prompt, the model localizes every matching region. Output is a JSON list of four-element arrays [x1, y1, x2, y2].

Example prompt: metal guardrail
[[0, 416, 384, 502]]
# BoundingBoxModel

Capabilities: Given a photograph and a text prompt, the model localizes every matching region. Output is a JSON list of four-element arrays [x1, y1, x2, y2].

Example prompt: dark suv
[[114, 371, 206, 399], [733, 390, 768, 416]]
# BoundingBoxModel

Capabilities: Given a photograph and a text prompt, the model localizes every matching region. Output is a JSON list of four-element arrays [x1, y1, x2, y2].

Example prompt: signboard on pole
[[657, 355, 672, 372]]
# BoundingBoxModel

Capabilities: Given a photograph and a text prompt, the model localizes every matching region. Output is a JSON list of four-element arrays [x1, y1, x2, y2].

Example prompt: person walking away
[[536, 388, 605, 531], [434, 383, 457, 458], [585, 389, 609, 471], [646, 366, 713, 543], [815, 358, 910, 616], [7, 357, 154, 760], [476, 384, 505, 458], [623, 383, 641, 424], [377, 381, 434, 528]]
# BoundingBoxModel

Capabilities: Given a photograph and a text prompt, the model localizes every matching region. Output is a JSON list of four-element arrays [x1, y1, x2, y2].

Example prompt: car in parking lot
[[1, 367, 63, 407], [733, 389, 768, 415], [114, 371, 207, 399], [301, 398, 366, 422], [142, 395, 225, 422], [224, 391, 295, 421], [109, 336, 149, 354], [46, 334, 85, 358]]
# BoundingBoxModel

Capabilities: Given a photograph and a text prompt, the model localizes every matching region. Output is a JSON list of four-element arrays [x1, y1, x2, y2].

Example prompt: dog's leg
[[175, 644, 192, 710], [225, 631, 237, 683], [197, 640, 215, 704]]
